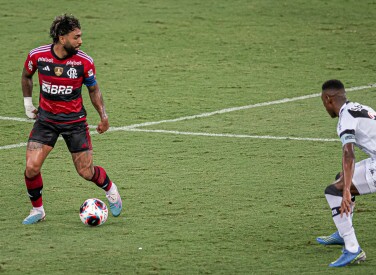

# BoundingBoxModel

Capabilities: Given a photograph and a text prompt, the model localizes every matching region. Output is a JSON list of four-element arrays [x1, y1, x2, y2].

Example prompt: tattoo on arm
[[88, 84, 108, 120], [22, 68, 34, 97]]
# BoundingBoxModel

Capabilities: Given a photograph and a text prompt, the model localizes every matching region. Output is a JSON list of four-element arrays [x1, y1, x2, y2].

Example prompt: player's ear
[[59, 35, 65, 45], [325, 94, 332, 104], [322, 93, 329, 103]]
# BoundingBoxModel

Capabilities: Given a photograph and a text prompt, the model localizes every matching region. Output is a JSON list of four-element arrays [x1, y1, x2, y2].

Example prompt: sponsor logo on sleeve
[[88, 69, 94, 77], [350, 104, 363, 111], [28, 61, 33, 71]]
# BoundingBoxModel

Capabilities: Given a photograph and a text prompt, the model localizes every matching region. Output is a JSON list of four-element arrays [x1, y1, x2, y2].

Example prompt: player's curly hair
[[322, 79, 344, 91], [50, 14, 81, 43]]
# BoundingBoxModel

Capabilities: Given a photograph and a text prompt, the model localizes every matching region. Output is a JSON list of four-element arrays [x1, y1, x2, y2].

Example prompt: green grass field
[[2, 0, 376, 274]]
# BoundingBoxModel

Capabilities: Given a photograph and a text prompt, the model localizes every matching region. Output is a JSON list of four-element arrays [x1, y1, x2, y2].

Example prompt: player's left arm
[[87, 84, 109, 134], [340, 142, 355, 217]]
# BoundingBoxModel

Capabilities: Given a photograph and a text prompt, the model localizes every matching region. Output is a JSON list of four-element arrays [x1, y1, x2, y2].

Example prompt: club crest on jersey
[[54, 67, 64, 76], [67, 67, 78, 79]]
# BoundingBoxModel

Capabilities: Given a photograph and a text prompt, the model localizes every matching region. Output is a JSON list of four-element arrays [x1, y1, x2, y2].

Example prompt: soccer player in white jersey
[[315, 79, 376, 267]]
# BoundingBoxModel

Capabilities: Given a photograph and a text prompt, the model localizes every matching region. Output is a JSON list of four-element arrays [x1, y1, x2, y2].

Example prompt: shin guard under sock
[[25, 172, 43, 207], [325, 185, 359, 253], [91, 166, 112, 192]]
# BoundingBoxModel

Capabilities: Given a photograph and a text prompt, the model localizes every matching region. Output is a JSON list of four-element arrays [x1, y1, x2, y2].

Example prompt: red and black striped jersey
[[24, 44, 97, 123]]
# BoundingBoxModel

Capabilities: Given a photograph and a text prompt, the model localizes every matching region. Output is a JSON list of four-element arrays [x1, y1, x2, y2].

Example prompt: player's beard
[[64, 44, 78, 56]]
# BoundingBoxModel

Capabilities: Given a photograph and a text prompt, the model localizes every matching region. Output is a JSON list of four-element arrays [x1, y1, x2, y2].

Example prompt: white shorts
[[353, 158, 376, 194]]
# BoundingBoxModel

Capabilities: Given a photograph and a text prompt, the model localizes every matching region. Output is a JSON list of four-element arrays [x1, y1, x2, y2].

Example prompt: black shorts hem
[[69, 147, 92, 154], [28, 138, 55, 148]]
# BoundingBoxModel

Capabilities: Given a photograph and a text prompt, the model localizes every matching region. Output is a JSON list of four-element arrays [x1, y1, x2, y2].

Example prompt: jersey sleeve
[[338, 111, 357, 146], [24, 52, 37, 74], [83, 61, 97, 87]]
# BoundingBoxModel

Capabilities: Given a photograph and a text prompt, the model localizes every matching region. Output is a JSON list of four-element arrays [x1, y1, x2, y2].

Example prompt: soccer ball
[[79, 198, 108, 226]]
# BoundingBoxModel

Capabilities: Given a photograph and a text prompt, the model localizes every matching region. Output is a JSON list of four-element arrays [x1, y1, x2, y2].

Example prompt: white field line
[[0, 142, 28, 150], [2, 128, 334, 151], [123, 128, 339, 142], [0, 116, 97, 129], [1, 83, 375, 150], [0, 116, 35, 123], [120, 83, 376, 129], [0, 138, 65, 151]]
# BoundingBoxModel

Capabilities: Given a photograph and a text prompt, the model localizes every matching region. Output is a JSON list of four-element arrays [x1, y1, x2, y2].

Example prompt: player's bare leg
[[72, 150, 122, 216], [71, 150, 94, 180], [23, 142, 53, 224], [25, 142, 53, 178]]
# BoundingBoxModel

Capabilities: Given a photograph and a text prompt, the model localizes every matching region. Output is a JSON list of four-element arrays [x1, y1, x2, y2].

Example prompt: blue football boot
[[22, 208, 46, 224], [106, 183, 123, 217], [329, 247, 366, 267], [316, 231, 344, 245]]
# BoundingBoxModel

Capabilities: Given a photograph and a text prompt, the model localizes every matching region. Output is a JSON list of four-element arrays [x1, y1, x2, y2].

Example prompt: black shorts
[[28, 119, 93, 153]]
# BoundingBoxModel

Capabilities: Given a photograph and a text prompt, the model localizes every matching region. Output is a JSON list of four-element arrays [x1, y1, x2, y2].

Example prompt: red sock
[[25, 172, 43, 207], [91, 166, 112, 191]]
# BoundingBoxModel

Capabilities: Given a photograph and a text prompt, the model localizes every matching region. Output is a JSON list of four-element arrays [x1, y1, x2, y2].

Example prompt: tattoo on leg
[[72, 151, 94, 179], [27, 142, 44, 151]]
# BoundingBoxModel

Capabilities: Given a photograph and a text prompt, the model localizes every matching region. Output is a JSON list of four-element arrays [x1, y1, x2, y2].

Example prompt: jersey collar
[[51, 44, 74, 60], [339, 101, 350, 115]]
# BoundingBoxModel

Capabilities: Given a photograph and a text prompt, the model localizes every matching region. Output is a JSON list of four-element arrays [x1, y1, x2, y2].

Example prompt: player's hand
[[96, 118, 109, 134], [25, 105, 37, 119], [340, 190, 352, 217], [24, 97, 37, 119]]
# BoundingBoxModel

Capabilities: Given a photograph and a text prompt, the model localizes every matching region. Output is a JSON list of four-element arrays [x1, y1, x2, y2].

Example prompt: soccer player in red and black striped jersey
[[21, 14, 122, 224]]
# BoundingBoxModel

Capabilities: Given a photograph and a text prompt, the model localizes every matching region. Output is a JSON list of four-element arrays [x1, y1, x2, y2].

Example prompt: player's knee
[[25, 163, 41, 178], [324, 184, 343, 196]]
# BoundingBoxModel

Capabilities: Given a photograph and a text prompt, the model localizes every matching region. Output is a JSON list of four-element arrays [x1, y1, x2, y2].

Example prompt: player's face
[[321, 92, 337, 118], [62, 28, 82, 55]]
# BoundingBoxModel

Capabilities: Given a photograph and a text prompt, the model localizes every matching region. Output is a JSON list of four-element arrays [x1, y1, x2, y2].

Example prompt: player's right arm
[[21, 67, 37, 119], [337, 109, 358, 217]]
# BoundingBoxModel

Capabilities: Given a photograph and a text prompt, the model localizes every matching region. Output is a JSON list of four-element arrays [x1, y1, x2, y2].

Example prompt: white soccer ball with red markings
[[79, 198, 108, 226]]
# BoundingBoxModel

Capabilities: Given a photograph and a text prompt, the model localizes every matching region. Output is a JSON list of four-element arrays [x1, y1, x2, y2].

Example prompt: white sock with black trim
[[325, 194, 359, 253]]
